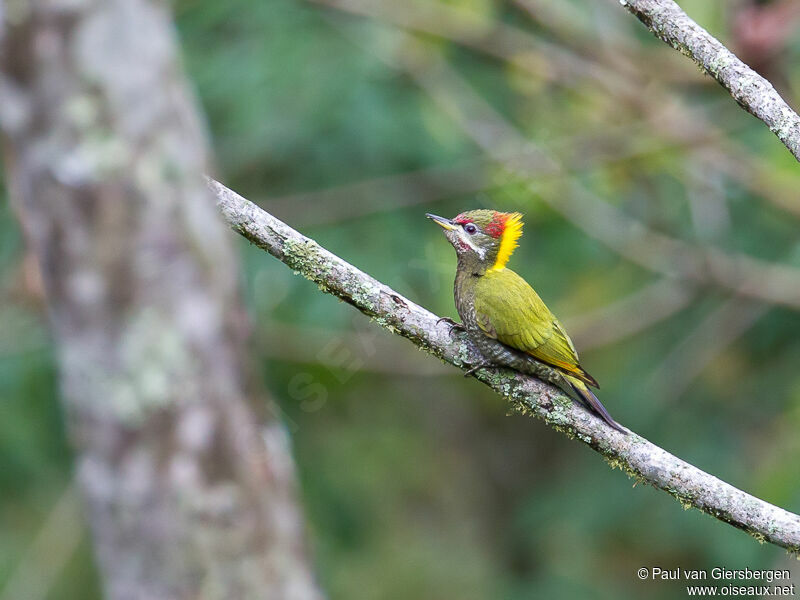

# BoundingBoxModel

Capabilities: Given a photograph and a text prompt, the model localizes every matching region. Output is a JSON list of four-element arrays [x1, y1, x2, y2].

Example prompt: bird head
[[426, 209, 524, 272]]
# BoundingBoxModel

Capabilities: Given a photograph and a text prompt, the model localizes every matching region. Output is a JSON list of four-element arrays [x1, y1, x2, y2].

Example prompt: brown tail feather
[[569, 380, 626, 433]]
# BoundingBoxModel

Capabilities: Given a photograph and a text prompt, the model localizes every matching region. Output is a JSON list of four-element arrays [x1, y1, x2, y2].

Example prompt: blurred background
[[2, 0, 800, 598]]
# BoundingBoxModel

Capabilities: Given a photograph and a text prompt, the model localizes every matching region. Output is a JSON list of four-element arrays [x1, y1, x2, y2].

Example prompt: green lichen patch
[[371, 315, 400, 336], [350, 280, 381, 314], [602, 454, 649, 488], [748, 530, 766, 545], [283, 237, 321, 275]]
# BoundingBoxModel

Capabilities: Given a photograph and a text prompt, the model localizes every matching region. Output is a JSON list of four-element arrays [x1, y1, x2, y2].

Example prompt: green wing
[[473, 268, 597, 387]]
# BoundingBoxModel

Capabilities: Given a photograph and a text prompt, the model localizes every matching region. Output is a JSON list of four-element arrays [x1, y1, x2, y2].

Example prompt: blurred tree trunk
[[0, 2, 321, 599]]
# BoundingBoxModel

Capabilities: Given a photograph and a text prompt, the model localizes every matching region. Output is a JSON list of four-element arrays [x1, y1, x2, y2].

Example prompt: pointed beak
[[426, 213, 457, 231]]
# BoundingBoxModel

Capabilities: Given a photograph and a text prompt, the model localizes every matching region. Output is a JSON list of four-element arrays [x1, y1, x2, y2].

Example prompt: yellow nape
[[490, 212, 523, 271]]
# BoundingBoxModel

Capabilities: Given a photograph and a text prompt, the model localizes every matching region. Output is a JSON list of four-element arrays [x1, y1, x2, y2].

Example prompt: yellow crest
[[490, 212, 523, 271]]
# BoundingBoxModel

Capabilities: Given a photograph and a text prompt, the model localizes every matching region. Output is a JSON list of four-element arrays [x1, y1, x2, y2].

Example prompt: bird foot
[[463, 362, 494, 378], [436, 316, 466, 335]]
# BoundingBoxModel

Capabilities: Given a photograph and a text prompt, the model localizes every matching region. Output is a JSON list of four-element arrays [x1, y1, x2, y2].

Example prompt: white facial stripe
[[457, 230, 486, 258]]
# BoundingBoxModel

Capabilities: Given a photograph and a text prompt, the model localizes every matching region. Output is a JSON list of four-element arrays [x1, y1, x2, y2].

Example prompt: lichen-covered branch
[[210, 178, 800, 553], [619, 0, 800, 163]]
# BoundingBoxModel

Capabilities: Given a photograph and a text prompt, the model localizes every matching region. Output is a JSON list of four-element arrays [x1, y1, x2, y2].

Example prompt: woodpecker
[[427, 209, 625, 433]]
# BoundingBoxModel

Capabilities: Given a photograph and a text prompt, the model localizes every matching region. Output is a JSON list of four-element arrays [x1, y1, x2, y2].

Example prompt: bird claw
[[463, 362, 494, 378], [436, 316, 466, 335]]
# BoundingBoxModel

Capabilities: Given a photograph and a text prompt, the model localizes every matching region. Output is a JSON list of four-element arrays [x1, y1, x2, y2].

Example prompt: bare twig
[[372, 34, 800, 310], [314, 0, 800, 220], [311, 0, 640, 96], [619, 0, 800, 163], [314, 9, 800, 310], [269, 118, 719, 228], [267, 158, 489, 227], [256, 319, 450, 376], [209, 177, 800, 552], [647, 297, 769, 403], [564, 279, 697, 351]]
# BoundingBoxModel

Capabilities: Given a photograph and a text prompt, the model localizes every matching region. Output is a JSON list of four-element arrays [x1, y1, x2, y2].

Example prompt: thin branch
[[268, 118, 716, 228], [364, 31, 800, 310], [209, 177, 800, 552], [647, 297, 769, 404], [564, 278, 697, 351], [619, 0, 800, 163], [256, 319, 450, 376], [315, 0, 800, 220], [267, 158, 489, 227], [311, 0, 640, 97], [316, 10, 800, 310]]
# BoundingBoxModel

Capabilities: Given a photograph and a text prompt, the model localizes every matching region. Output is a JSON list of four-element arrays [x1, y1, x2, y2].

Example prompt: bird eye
[[464, 223, 477, 234]]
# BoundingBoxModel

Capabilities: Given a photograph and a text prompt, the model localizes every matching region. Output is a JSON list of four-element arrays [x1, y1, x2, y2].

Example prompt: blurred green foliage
[[2, 0, 800, 598]]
